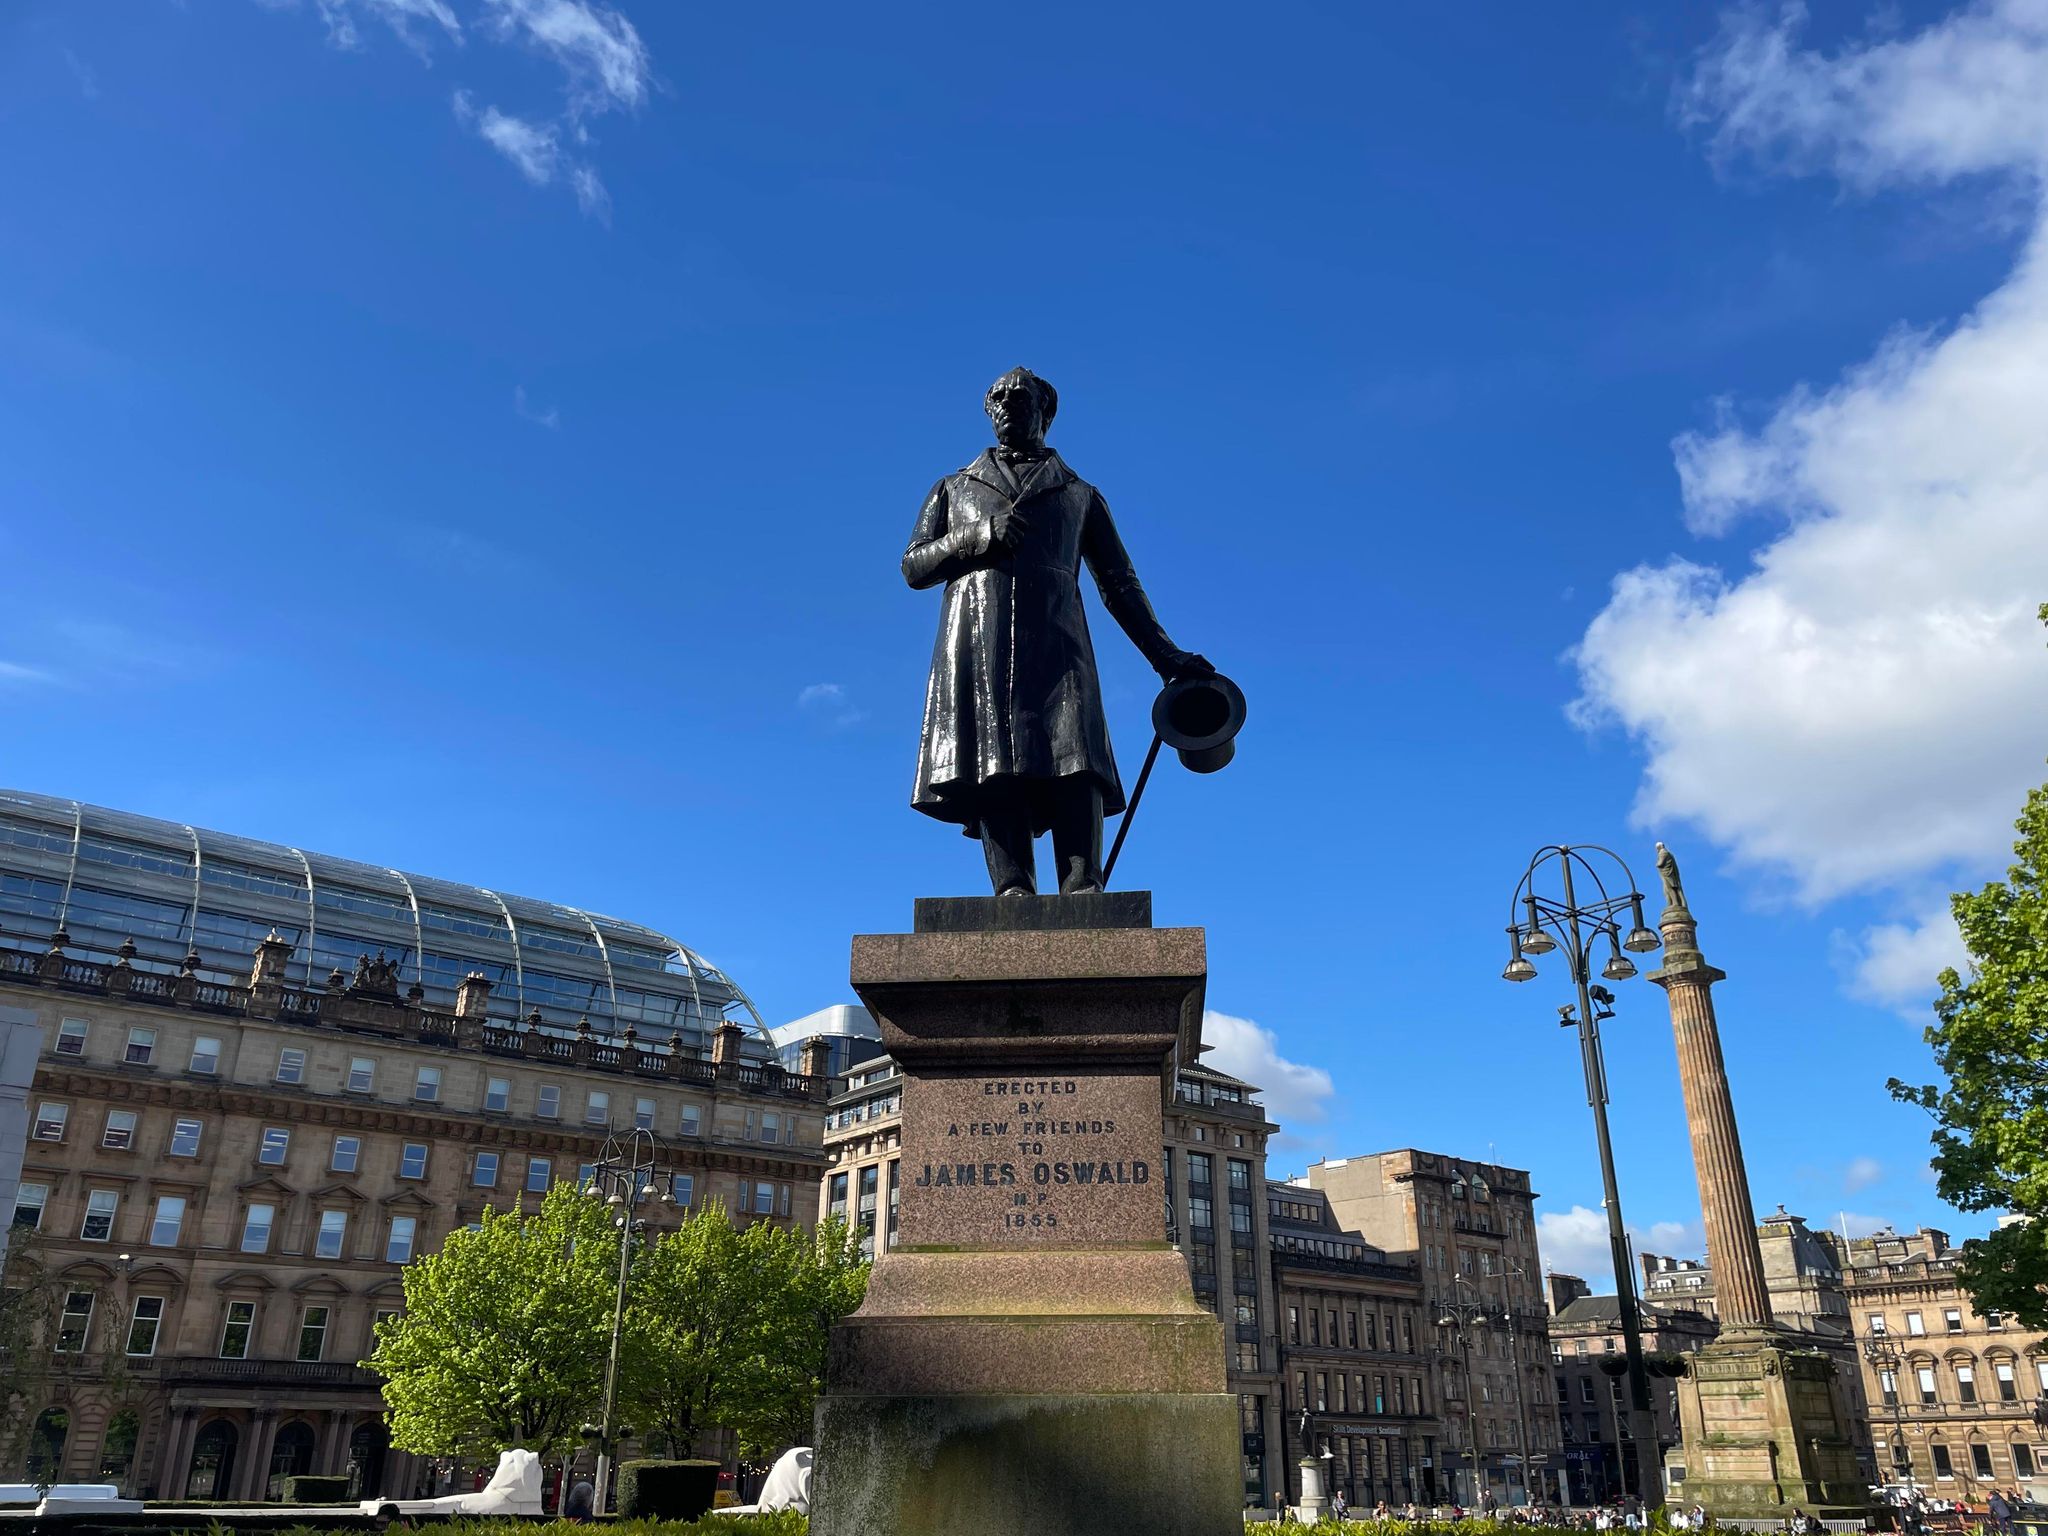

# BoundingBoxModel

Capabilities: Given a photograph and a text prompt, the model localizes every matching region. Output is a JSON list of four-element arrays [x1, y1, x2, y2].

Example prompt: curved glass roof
[[0, 789, 765, 1054]]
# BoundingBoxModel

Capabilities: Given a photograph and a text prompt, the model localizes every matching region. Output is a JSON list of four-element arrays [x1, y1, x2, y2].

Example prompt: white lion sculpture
[[359, 1447, 545, 1517]]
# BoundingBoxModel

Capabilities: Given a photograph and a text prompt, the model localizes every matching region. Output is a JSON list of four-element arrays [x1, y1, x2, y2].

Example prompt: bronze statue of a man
[[905, 368, 1213, 896]]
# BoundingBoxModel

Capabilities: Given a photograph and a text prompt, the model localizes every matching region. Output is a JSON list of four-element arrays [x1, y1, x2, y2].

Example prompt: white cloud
[[0, 661, 56, 686], [1535, 1205, 1703, 1287], [1844, 1155, 1885, 1195], [307, 0, 461, 54], [513, 385, 560, 428], [1837, 1210, 1893, 1239], [482, 0, 650, 119], [452, 90, 610, 218], [1199, 1010, 1334, 1130], [1838, 900, 1969, 1016], [1572, 1, 2048, 925], [796, 682, 865, 728], [62, 47, 100, 100]]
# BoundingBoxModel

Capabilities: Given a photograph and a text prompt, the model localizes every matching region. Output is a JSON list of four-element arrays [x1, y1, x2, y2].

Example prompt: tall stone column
[[1646, 887, 1774, 1338], [1644, 846, 1866, 1520]]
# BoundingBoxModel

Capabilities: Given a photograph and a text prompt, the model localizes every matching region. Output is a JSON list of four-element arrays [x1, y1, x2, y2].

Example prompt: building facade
[[1305, 1151, 1564, 1506], [1269, 1182, 1441, 1508], [1832, 1225, 2048, 1502], [0, 795, 825, 1500], [1546, 1284, 1718, 1504]]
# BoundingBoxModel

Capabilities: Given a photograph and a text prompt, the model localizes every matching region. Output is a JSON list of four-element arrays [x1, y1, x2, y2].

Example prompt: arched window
[[266, 1422, 316, 1500], [347, 1421, 389, 1501], [97, 1411, 139, 1487], [186, 1420, 237, 1501], [24, 1408, 68, 1483]]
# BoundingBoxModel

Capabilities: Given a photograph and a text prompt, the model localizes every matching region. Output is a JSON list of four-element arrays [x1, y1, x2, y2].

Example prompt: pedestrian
[[1990, 1489, 2014, 1536], [563, 1476, 594, 1523], [1333, 1489, 1349, 1520]]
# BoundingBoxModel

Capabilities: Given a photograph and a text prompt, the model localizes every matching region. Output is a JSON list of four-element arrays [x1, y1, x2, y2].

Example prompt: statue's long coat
[[904, 448, 1177, 835]]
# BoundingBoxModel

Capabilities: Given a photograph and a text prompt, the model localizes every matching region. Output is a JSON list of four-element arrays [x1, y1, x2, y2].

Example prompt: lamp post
[[1502, 844, 1664, 1506], [1439, 1291, 1488, 1508], [1864, 1327, 1912, 1493], [1500, 1263, 1538, 1509], [579, 1128, 674, 1517]]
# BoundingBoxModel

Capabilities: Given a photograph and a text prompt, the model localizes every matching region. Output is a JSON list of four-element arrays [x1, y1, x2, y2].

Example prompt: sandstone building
[[0, 792, 826, 1500]]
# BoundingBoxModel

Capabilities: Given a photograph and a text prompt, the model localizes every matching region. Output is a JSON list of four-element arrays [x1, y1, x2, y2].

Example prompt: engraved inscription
[[910, 1077, 1151, 1237]]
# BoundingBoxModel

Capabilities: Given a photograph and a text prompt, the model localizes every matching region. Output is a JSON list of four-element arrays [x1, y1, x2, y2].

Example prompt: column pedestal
[[811, 894, 1239, 1536]]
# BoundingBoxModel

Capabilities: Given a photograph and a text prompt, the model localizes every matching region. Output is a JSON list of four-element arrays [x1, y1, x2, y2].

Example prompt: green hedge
[[281, 1475, 353, 1504], [617, 1461, 721, 1521]]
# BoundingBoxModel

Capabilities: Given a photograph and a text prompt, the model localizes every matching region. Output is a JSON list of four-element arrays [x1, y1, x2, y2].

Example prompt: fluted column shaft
[[1649, 904, 1774, 1335]]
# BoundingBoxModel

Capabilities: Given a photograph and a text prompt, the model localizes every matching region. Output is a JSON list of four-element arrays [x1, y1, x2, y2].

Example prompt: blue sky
[[5, 0, 2046, 1283]]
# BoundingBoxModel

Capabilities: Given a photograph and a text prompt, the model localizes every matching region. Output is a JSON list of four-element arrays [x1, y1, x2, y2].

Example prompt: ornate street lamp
[[579, 1127, 675, 1517], [1500, 844, 1663, 1505], [1864, 1326, 1914, 1492]]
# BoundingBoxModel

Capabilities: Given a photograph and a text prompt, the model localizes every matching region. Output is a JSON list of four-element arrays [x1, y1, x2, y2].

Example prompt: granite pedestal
[[1673, 1335, 1867, 1519], [811, 893, 1240, 1536]]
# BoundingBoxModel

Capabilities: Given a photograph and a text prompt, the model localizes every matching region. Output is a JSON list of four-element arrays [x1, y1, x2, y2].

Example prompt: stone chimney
[[712, 1020, 746, 1067], [455, 972, 493, 1020], [800, 1034, 834, 1081]]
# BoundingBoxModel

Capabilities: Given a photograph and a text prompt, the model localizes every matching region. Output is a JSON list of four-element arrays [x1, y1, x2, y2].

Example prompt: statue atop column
[[1655, 840, 1689, 913], [903, 368, 1216, 897]]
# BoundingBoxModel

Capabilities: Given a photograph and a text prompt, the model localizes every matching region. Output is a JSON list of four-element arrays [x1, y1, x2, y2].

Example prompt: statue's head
[[985, 367, 1057, 449]]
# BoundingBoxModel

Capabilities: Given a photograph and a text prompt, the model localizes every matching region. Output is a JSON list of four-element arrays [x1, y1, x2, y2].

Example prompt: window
[[414, 1065, 441, 1103], [189, 1035, 221, 1074], [1310, 1310, 1321, 1345], [485, 1077, 510, 1113], [102, 1109, 137, 1150], [537, 1084, 560, 1119], [672, 1172, 693, 1207], [331, 1135, 361, 1173], [1919, 1366, 1939, 1406], [680, 1103, 701, 1136], [123, 1026, 155, 1065], [1906, 1311, 1926, 1337], [755, 1182, 776, 1215], [219, 1300, 255, 1359], [348, 1057, 376, 1093], [1880, 1368, 1899, 1408], [33, 1102, 67, 1142], [1931, 1442, 1954, 1479], [241, 1203, 275, 1253], [473, 1151, 499, 1188], [55, 1018, 87, 1056], [1998, 1361, 2018, 1401], [585, 1091, 610, 1126], [316, 1209, 348, 1260], [276, 1047, 307, 1084], [2017, 1444, 2037, 1478], [1946, 1308, 1965, 1334], [387, 1215, 418, 1263], [2037, 1360, 2048, 1395], [1990, 1310, 2007, 1331], [1973, 1443, 1995, 1479], [1580, 1378, 1596, 1404], [56, 1290, 95, 1353], [149, 1195, 185, 1247], [1869, 1314, 1888, 1336], [399, 1143, 428, 1179], [635, 1097, 655, 1130], [81, 1189, 117, 1242], [526, 1156, 551, 1192], [744, 1110, 756, 1141], [126, 1296, 164, 1357], [298, 1306, 329, 1362], [13, 1183, 47, 1231], [762, 1112, 780, 1143], [1288, 1306, 1301, 1344], [259, 1127, 290, 1165], [168, 1117, 202, 1157], [1959, 1365, 1978, 1404]]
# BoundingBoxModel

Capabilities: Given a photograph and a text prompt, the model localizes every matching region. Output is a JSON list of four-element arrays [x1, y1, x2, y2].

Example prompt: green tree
[[1892, 730, 2048, 1320], [722, 1217, 867, 1457], [366, 1185, 619, 1459], [621, 1211, 867, 1460]]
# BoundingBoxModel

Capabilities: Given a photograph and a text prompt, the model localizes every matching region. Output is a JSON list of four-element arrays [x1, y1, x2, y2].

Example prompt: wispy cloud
[[513, 385, 560, 428], [796, 682, 865, 729], [1844, 1156, 1885, 1195], [481, 0, 650, 119], [298, 0, 462, 55], [452, 90, 609, 219], [61, 47, 100, 100], [0, 661, 58, 687]]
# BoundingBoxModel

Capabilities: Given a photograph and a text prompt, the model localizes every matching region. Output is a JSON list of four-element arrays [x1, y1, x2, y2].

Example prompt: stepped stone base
[[1676, 1334, 1870, 1520]]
